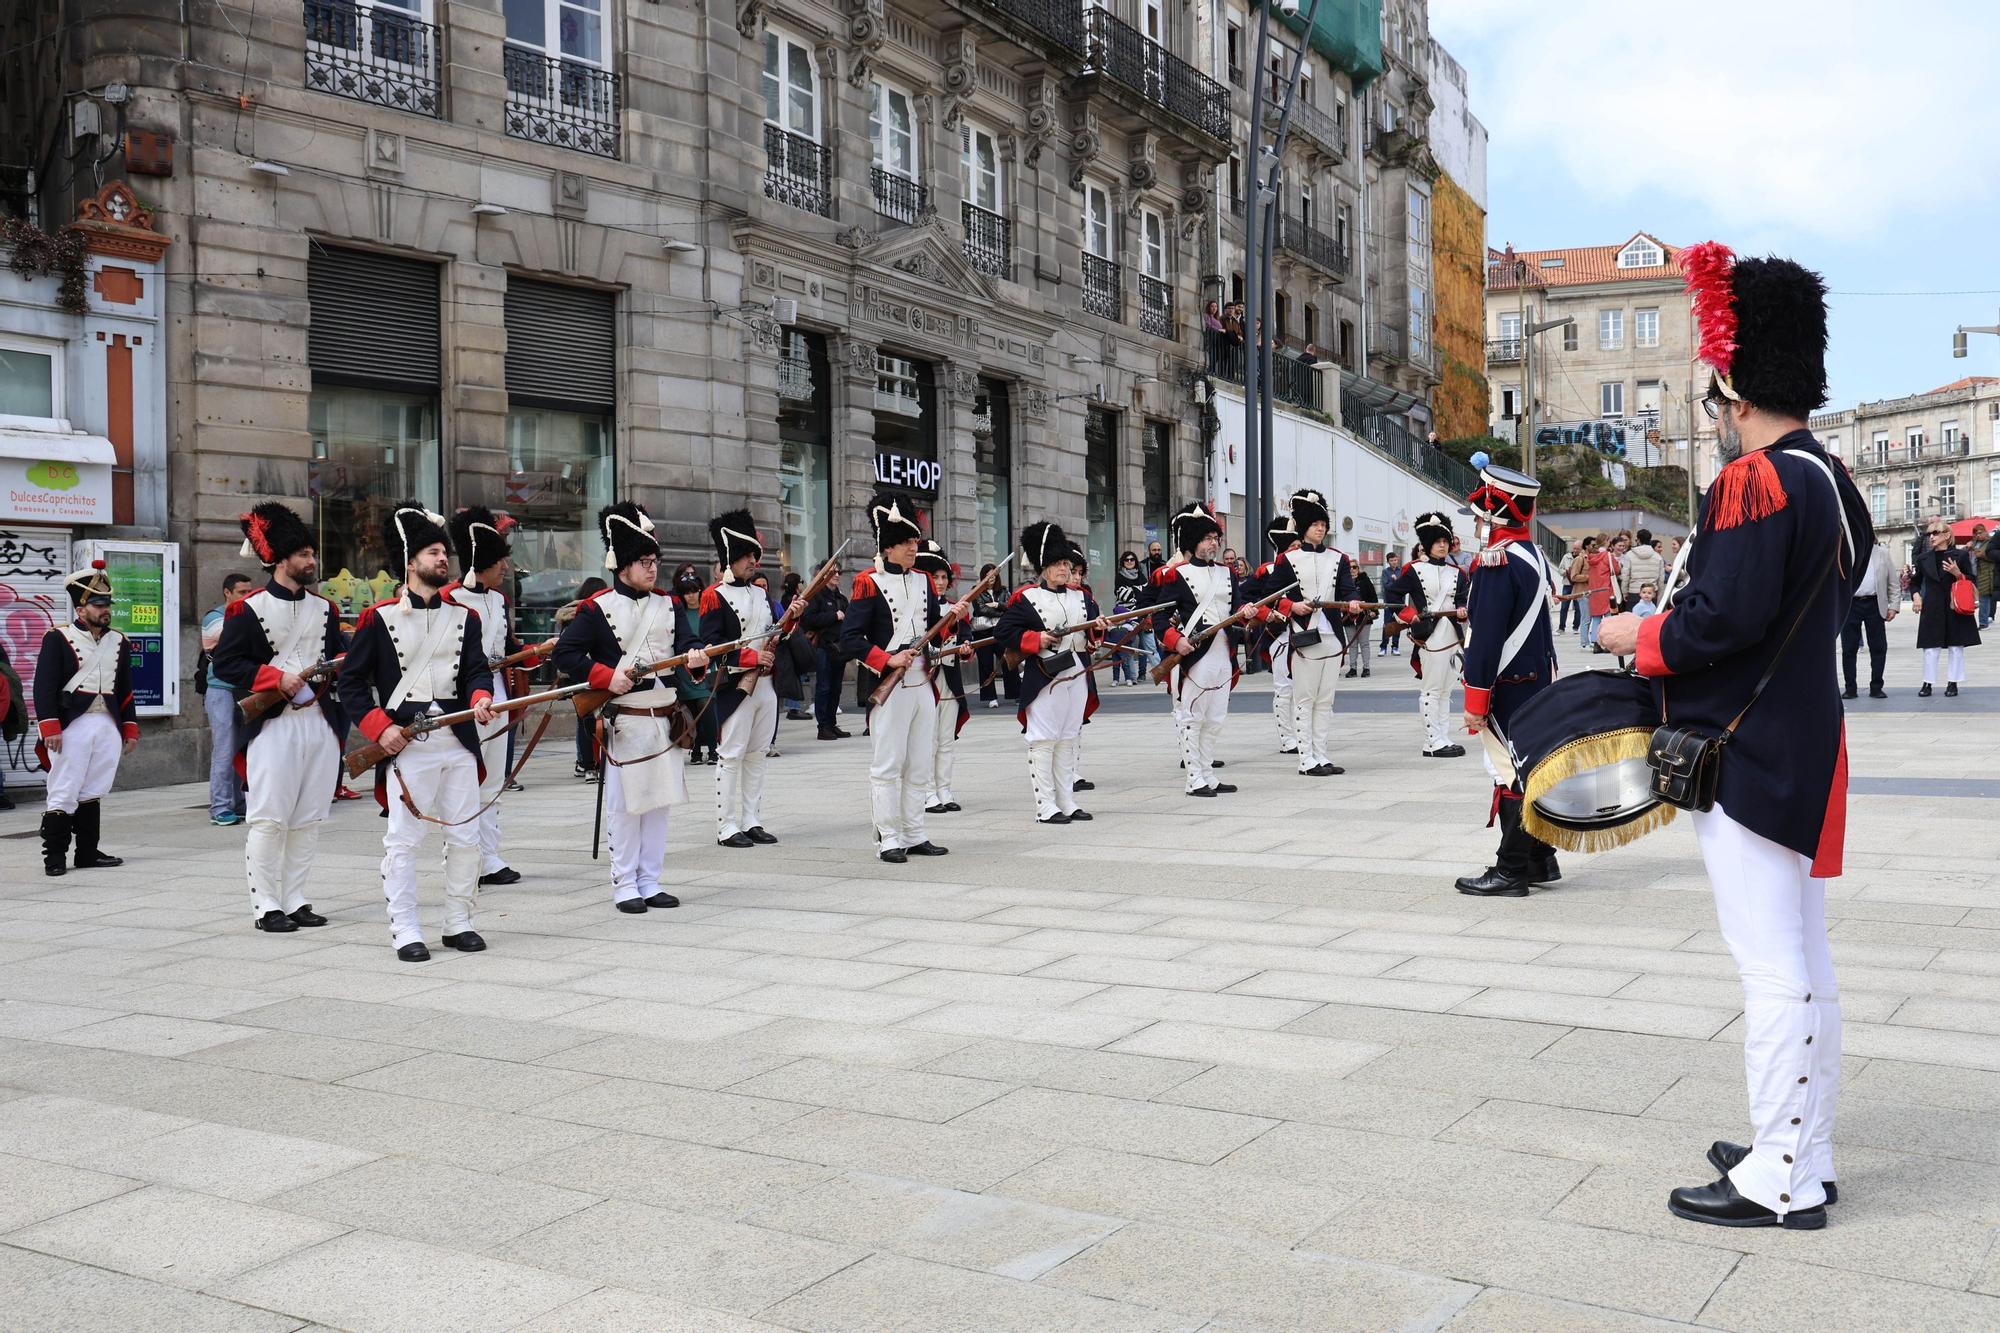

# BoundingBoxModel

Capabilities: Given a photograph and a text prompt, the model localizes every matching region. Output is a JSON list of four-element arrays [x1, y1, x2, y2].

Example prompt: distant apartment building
[[1425, 37, 1488, 441], [1811, 376, 2000, 566]]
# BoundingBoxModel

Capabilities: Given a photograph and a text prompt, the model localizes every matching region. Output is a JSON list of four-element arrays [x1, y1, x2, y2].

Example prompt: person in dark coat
[[799, 563, 851, 739], [969, 563, 1018, 705], [668, 564, 720, 764], [1598, 243, 1872, 1233], [1910, 520, 1979, 696]]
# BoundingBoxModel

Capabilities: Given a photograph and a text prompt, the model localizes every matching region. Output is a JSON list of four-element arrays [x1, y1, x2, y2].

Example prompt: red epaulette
[[583, 585, 615, 603], [439, 580, 463, 600], [1708, 450, 1788, 530], [851, 571, 879, 599], [699, 583, 723, 616], [223, 596, 250, 619], [1005, 584, 1030, 606], [355, 595, 400, 628]]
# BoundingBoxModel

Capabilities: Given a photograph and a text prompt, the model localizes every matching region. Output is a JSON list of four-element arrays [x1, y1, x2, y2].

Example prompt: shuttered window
[[307, 246, 441, 389], [505, 279, 616, 411]]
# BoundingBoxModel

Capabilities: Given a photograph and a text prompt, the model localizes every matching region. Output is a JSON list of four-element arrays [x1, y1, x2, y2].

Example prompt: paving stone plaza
[[2, 622, 1997, 1331]]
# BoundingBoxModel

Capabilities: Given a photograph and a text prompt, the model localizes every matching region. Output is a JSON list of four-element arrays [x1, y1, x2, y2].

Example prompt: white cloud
[[1431, 0, 2000, 240]]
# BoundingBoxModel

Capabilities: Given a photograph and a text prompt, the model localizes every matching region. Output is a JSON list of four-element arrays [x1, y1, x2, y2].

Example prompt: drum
[[1507, 669, 1677, 852]]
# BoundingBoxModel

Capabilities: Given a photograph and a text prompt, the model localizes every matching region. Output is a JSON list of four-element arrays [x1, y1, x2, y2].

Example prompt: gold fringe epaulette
[[1520, 725, 1678, 853]]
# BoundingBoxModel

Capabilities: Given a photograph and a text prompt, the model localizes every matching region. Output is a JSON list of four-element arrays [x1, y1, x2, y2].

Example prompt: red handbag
[[1950, 574, 1977, 616]]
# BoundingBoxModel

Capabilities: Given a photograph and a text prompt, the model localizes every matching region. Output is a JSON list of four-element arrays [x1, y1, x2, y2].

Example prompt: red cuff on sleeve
[[38, 717, 62, 739], [1635, 611, 1674, 678], [251, 663, 284, 694], [1163, 628, 1183, 653], [359, 707, 394, 742], [1397, 606, 1417, 624], [1463, 685, 1492, 717], [470, 690, 492, 708], [121, 722, 139, 742], [864, 645, 892, 673], [587, 662, 615, 691], [737, 648, 760, 669], [1020, 630, 1043, 655], [1277, 599, 1297, 618]]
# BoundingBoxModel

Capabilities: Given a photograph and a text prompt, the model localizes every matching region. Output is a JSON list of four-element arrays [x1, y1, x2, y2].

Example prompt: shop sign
[[0, 455, 114, 525], [73, 539, 181, 716], [0, 525, 70, 786], [874, 451, 941, 494]]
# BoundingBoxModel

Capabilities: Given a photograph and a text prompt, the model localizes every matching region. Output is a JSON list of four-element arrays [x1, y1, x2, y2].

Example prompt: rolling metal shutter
[[307, 246, 441, 388], [505, 279, 617, 410]]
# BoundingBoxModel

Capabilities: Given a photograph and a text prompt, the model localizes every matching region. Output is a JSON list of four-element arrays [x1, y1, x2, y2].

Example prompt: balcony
[[1081, 9, 1230, 144], [1486, 337, 1523, 364], [871, 167, 927, 225], [1202, 330, 1323, 413], [958, 0, 1086, 58], [764, 125, 832, 218], [1262, 93, 1345, 161], [1372, 322, 1408, 365], [963, 203, 1011, 280], [1139, 274, 1174, 339], [1854, 439, 1972, 471], [502, 45, 619, 158], [304, 1, 441, 118], [776, 346, 814, 403], [1274, 214, 1350, 280], [1081, 253, 1122, 323]]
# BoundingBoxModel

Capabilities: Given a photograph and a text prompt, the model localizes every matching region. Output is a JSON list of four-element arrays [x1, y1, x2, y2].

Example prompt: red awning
[[1949, 516, 1998, 540]]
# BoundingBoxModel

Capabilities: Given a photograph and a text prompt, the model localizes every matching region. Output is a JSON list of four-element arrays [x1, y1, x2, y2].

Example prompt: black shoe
[[1188, 786, 1219, 798], [1706, 1141, 1838, 1205], [478, 866, 522, 886], [1211, 760, 1225, 768], [1919, 682, 1933, 697], [71, 801, 121, 868], [717, 832, 755, 848], [289, 906, 328, 927], [1530, 857, 1562, 886], [1343, 670, 1357, 679], [255, 909, 297, 933], [745, 826, 778, 845], [1668, 1174, 1825, 1229], [879, 847, 909, 864], [1362, 669, 1371, 677], [397, 942, 431, 962], [1311, 764, 1344, 777], [0, 793, 13, 810], [818, 728, 842, 741], [441, 931, 486, 952], [943, 802, 961, 812], [644, 892, 680, 909], [1279, 744, 1300, 754], [1455, 868, 1530, 897], [574, 763, 593, 779], [1212, 782, 1238, 794], [1423, 745, 1466, 758], [1841, 684, 1857, 699], [1039, 812, 1072, 825], [504, 780, 525, 793], [926, 803, 951, 815], [786, 709, 813, 721], [1868, 685, 1887, 699], [1067, 810, 1094, 821], [1946, 682, 1959, 697], [1073, 778, 1095, 792], [906, 841, 949, 856], [616, 899, 649, 914]]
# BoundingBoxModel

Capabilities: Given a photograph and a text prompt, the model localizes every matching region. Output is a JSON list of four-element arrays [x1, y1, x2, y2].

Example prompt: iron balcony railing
[[870, 167, 927, 224], [1275, 214, 1350, 278], [960, 0, 1086, 55], [963, 202, 1011, 279], [1374, 322, 1408, 363], [764, 124, 832, 217], [1139, 274, 1174, 339], [303, 0, 442, 117], [1081, 253, 1122, 323], [776, 348, 814, 402], [1486, 336, 1523, 363], [502, 45, 619, 158], [1082, 9, 1229, 142], [1202, 330, 1322, 412], [1262, 93, 1344, 159]]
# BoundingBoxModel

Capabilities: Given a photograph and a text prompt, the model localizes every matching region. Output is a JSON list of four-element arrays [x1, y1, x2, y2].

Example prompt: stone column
[[939, 362, 983, 559], [832, 332, 881, 555]]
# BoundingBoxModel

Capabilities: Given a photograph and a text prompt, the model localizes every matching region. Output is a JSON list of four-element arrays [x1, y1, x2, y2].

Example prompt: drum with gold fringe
[[1508, 669, 1677, 852]]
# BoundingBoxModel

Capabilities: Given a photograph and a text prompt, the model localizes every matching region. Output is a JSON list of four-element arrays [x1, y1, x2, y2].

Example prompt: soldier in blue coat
[[1597, 244, 1872, 1232], [1453, 463, 1561, 897]]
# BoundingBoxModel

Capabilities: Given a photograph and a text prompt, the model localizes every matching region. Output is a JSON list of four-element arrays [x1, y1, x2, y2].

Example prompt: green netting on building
[[1254, 0, 1385, 90]]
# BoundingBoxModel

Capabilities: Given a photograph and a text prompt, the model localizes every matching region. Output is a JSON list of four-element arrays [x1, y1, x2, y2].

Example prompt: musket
[[1085, 620, 1154, 672], [719, 539, 853, 695], [238, 653, 344, 724], [1149, 582, 1297, 685], [568, 626, 786, 718], [490, 637, 556, 673], [868, 554, 1014, 707]]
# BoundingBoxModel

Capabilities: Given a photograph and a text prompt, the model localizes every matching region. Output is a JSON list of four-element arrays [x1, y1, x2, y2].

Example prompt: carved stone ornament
[[938, 28, 977, 130], [836, 225, 874, 250], [845, 0, 885, 90], [747, 312, 782, 354], [735, 0, 765, 38], [892, 252, 943, 282], [843, 336, 879, 373], [1024, 77, 1059, 169], [72, 179, 171, 262], [1179, 158, 1211, 216], [949, 366, 981, 398], [555, 171, 588, 217], [1127, 132, 1158, 193], [1067, 107, 1102, 190], [752, 261, 777, 289], [367, 128, 404, 176], [1022, 386, 1049, 421]]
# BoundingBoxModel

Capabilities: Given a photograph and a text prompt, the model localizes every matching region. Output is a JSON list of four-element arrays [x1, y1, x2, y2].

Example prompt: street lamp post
[[1519, 313, 1574, 476]]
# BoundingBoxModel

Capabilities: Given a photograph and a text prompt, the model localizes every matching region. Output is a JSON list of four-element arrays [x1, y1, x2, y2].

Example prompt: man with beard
[[34, 561, 139, 876], [444, 506, 537, 886]]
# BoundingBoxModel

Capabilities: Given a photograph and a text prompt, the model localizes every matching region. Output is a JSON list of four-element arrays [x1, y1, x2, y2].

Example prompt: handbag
[[1646, 537, 1841, 813], [1949, 567, 1977, 616]]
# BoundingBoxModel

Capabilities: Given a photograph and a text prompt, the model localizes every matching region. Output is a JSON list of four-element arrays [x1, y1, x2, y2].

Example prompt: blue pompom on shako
[[1506, 669, 1676, 852]]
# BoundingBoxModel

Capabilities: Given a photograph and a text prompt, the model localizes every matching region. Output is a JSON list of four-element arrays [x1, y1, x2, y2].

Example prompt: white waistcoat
[[374, 598, 470, 705], [715, 581, 774, 641], [1414, 561, 1463, 649], [448, 583, 509, 663], [597, 590, 680, 701], [1022, 585, 1089, 655], [876, 568, 930, 652], [246, 589, 334, 675], [1175, 563, 1233, 635], [57, 624, 124, 694]]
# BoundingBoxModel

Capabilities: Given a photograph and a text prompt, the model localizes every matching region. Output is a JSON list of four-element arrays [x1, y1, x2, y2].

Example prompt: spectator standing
[[1912, 521, 1979, 696], [1447, 534, 1475, 574], [1973, 522, 1995, 629], [1112, 551, 1149, 684], [1555, 539, 1581, 634], [1578, 536, 1614, 649], [201, 572, 254, 825], [1145, 540, 1167, 581], [1347, 569, 1378, 677], [556, 577, 607, 779], [1619, 529, 1666, 610], [777, 571, 812, 721], [1841, 537, 1894, 699], [669, 563, 722, 763], [801, 560, 852, 738], [967, 563, 1015, 707], [1202, 299, 1225, 333]]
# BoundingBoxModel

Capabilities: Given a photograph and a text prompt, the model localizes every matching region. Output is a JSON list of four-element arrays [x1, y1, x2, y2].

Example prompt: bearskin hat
[[1169, 501, 1221, 555], [597, 501, 659, 571], [708, 508, 763, 567], [1466, 464, 1541, 526], [1018, 521, 1071, 572], [1289, 488, 1330, 533], [238, 501, 314, 568], [449, 505, 514, 575], [913, 538, 955, 580], [65, 559, 113, 606], [1066, 543, 1088, 574], [1265, 512, 1299, 552], [384, 503, 451, 571], [1683, 241, 1829, 419], [868, 493, 924, 551], [1413, 510, 1455, 548]]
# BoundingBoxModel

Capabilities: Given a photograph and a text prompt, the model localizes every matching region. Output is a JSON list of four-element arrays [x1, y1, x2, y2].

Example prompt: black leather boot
[[1456, 800, 1533, 897], [72, 801, 124, 869], [40, 810, 72, 877]]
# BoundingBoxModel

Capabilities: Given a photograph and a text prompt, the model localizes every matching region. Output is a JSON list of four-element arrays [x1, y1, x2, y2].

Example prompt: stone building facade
[[1424, 36, 1486, 442], [1811, 375, 2000, 567]]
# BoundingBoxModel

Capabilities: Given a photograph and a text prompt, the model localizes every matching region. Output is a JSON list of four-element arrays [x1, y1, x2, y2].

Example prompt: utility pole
[[1520, 312, 1573, 477]]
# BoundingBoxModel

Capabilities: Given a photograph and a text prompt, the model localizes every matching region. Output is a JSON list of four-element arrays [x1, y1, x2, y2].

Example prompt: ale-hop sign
[[874, 451, 941, 494]]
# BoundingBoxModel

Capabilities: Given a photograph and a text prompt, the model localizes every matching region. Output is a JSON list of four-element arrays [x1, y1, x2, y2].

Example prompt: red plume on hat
[[1682, 240, 1738, 383]]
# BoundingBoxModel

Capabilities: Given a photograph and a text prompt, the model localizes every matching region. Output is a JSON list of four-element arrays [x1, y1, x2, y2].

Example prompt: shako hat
[[914, 538, 955, 579], [1169, 500, 1221, 555], [1265, 512, 1298, 552], [1288, 488, 1330, 532], [868, 493, 924, 550], [708, 508, 763, 566], [597, 501, 659, 571], [1413, 510, 1455, 547], [1466, 463, 1540, 526], [1682, 241, 1829, 419], [238, 501, 314, 568], [65, 559, 114, 606], [384, 503, 451, 572], [449, 505, 514, 574], [1018, 521, 1071, 572]]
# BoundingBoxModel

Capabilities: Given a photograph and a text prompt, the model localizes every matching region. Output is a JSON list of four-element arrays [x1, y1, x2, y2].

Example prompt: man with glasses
[[34, 560, 139, 877]]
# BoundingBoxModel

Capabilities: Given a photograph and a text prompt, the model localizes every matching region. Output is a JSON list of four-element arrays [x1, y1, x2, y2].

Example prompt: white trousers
[[44, 711, 120, 813], [1024, 673, 1087, 818], [928, 695, 959, 806], [1922, 645, 1966, 684], [475, 676, 510, 875], [1693, 804, 1839, 1215], [717, 676, 776, 837], [605, 760, 671, 904], [381, 736, 481, 948], [1172, 638, 1231, 792], [244, 707, 338, 917], [1270, 637, 1296, 749], [869, 676, 937, 851], [1417, 642, 1462, 752], [1290, 648, 1342, 772]]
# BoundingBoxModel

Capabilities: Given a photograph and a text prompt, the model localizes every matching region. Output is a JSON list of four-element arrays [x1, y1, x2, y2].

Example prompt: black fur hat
[[449, 505, 513, 574], [708, 508, 763, 566], [1265, 512, 1298, 552], [1684, 241, 1829, 418], [1289, 488, 1330, 532], [597, 501, 659, 571], [384, 503, 450, 572], [868, 493, 924, 550], [1414, 510, 1455, 548], [1018, 521, 1071, 571], [1170, 501, 1221, 555], [914, 538, 955, 579], [238, 500, 314, 567]]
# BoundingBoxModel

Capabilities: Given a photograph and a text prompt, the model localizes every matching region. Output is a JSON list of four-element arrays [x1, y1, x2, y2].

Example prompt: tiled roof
[[1488, 232, 1682, 291], [1924, 376, 2000, 395]]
